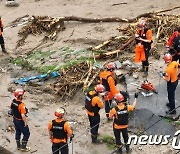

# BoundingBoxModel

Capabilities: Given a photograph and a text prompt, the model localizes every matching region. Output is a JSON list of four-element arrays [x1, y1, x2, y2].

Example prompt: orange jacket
[[0, 19, 4, 36], [100, 70, 119, 100], [86, 91, 104, 116], [136, 29, 153, 44], [48, 118, 72, 143], [166, 31, 179, 47], [164, 61, 179, 83], [109, 104, 134, 129]]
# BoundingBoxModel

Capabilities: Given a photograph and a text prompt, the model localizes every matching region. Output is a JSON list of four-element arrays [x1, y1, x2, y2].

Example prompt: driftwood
[[94, 36, 135, 59], [16, 5, 180, 49], [50, 61, 100, 99]]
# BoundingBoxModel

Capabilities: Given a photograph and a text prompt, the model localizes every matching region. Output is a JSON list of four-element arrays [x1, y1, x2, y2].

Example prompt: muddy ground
[[0, 0, 180, 154]]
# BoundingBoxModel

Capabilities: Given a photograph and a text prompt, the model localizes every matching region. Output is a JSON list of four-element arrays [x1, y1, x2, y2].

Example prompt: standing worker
[[10, 89, 30, 151], [48, 107, 73, 154], [161, 53, 179, 114], [100, 62, 119, 121], [134, 18, 153, 76], [109, 92, 138, 153], [0, 16, 7, 53], [166, 27, 180, 62], [85, 84, 105, 143]]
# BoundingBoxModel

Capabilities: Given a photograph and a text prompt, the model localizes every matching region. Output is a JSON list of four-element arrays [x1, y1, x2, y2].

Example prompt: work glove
[[135, 34, 139, 38], [70, 134, 74, 143], [134, 93, 138, 98], [159, 71, 166, 77]]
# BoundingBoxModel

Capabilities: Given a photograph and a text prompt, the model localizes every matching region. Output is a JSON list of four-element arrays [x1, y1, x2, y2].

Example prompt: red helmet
[[107, 62, 116, 70], [164, 53, 172, 63], [138, 19, 146, 28], [14, 89, 25, 98], [114, 93, 124, 103], [95, 84, 106, 93], [55, 108, 65, 118]]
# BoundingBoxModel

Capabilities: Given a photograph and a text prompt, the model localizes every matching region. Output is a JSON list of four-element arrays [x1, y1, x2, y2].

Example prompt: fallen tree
[[16, 5, 180, 49]]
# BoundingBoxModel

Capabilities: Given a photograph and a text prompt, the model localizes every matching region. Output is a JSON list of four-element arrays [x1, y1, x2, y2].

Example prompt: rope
[[52, 118, 105, 154], [110, 105, 180, 154]]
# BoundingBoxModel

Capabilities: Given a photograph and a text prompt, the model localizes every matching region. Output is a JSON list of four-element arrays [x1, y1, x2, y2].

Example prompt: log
[[87, 71, 100, 88], [95, 36, 135, 59], [92, 36, 129, 51], [83, 62, 93, 90], [56, 16, 129, 23], [155, 6, 180, 14]]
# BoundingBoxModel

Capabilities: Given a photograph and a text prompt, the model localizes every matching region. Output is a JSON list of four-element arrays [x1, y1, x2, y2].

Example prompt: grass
[[11, 57, 33, 71], [101, 135, 116, 150], [10, 47, 97, 73], [36, 64, 58, 73], [27, 50, 56, 60]]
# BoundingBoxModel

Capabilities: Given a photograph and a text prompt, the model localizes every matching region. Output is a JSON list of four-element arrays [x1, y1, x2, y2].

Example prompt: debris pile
[[49, 61, 100, 99], [93, 14, 180, 59]]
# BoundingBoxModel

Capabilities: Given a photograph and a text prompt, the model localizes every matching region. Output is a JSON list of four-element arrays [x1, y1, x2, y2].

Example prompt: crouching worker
[[48, 108, 73, 154], [85, 84, 105, 143], [109, 93, 138, 153]]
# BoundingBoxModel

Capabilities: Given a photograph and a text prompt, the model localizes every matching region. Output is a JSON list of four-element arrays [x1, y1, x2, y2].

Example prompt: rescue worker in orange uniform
[[166, 27, 180, 62], [100, 62, 119, 121], [134, 19, 153, 76], [85, 84, 105, 143], [10, 89, 30, 152], [161, 53, 179, 114], [109, 92, 138, 154], [0, 16, 7, 53], [48, 107, 73, 154]]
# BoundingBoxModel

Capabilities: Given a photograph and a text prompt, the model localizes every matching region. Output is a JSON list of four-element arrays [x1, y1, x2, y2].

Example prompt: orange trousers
[[134, 43, 146, 63]]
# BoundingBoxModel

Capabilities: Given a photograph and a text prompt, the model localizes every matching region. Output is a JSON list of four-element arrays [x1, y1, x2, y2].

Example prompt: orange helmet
[[114, 93, 124, 103], [138, 19, 146, 28], [164, 53, 172, 63], [95, 84, 106, 93], [14, 89, 25, 98], [107, 62, 116, 70], [55, 108, 65, 118]]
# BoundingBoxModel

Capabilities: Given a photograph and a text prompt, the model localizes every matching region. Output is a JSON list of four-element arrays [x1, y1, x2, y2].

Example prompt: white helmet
[[55, 108, 65, 118]]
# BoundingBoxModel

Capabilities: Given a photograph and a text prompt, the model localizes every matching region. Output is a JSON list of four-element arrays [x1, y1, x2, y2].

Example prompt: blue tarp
[[13, 71, 60, 85]]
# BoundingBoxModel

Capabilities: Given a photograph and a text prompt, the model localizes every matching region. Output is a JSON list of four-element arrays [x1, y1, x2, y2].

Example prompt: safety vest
[[11, 99, 28, 119], [114, 105, 128, 125], [101, 75, 117, 92], [136, 29, 152, 49], [51, 120, 67, 140], [172, 35, 180, 52], [85, 91, 100, 115]]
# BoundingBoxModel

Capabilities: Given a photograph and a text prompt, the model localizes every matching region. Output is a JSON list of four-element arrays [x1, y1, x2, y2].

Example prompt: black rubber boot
[[91, 135, 100, 144], [117, 145, 122, 154], [1, 44, 7, 53], [125, 144, 132, 153], [21, 140, 31, 152], [140, 66, 145, 72], [16, 140, 21, 150], [144, 66, 148, 76]]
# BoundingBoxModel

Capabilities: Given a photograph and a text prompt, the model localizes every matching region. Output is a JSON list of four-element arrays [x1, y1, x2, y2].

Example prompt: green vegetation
[[11, 57, 33, 71], [36, 64, 58, 73], [101, 135, 116, 150], [10, 47, 96, 73], [27, 50, 56, 60]]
